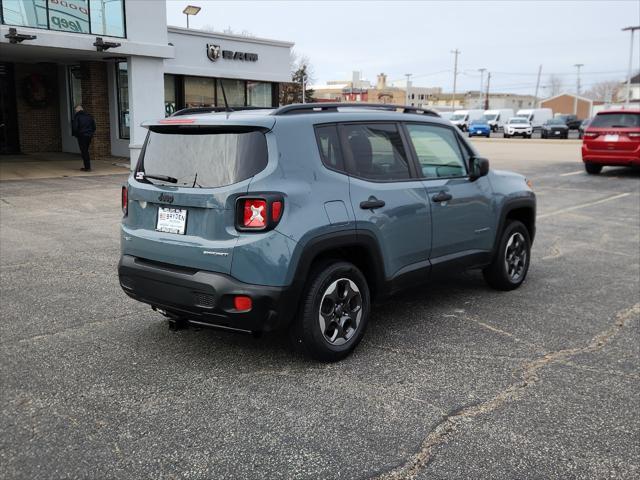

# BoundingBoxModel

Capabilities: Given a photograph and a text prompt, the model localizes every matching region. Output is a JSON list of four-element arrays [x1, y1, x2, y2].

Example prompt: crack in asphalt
[[373, 302, 640, 480]]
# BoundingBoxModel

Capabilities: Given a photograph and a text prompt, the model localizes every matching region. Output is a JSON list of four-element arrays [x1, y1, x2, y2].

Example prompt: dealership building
[[0, 0, 293, 164]]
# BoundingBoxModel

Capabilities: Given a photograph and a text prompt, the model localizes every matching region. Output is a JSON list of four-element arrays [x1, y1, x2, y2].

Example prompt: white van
[[450, 109, 485, 131], [483, 109, 514, 132], [437, 111, 454, 121], [515, 108, 553, 129]]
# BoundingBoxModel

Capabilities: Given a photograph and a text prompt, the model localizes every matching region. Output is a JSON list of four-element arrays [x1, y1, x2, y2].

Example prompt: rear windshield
[[589, 112, 639, 128], [139, 128, 268, 188]]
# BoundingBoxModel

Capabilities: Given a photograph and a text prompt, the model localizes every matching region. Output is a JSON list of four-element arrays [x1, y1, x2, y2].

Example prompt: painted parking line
[[538, 192, 632, 219], [559, 170, 584, 177]]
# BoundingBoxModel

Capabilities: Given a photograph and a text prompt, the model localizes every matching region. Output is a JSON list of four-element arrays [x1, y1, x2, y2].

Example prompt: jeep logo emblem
[[206, 44, 221, 62], [158, 193, 174, 204]]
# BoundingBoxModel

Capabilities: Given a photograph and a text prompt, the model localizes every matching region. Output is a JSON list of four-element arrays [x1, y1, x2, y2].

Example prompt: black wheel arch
[[491, 198, 536, 260]]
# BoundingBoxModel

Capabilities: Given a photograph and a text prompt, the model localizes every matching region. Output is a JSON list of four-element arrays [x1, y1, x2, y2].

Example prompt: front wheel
[[504, 133, 510, 138], [291, 261, 370, 362], [584, 162, 603, 174], [483, 220, 531, 291]]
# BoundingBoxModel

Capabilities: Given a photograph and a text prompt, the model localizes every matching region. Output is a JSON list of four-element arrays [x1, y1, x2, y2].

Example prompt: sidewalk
[[0, 152, 130, 181]]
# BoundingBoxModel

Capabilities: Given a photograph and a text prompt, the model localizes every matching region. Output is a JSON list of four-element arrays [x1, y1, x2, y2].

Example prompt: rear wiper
[[135, 172, 178, 184]]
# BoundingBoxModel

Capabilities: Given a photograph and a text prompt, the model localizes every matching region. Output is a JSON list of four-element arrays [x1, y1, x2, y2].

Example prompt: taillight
[[236, 195, 284, 231], [121, 186, 128, 216], [627, 132, 640, 138], [243, 199, 267, 229], [583, 132, 599, 138]]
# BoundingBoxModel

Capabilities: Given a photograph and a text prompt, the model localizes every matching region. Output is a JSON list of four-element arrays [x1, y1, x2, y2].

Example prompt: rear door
[[403, 122, 495, 263], [340, 122, 432, 279], [122, 125, 270, 273]]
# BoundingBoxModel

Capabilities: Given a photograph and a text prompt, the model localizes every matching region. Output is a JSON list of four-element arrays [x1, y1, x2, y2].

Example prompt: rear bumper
[[581, 145, 640, 166], [118, 255, 295, 332]]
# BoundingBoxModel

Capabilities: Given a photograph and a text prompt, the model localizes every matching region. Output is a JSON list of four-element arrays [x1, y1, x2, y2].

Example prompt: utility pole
[[484, 72, 491, 110], [478, 68, 486, 109], [573, 63, 583, 115], [451, 49, 460, 108], [622, 26, 640, 106], [533, 64, 542, 106], [405, 73, 412, 105], [301, 70, 306, 104]]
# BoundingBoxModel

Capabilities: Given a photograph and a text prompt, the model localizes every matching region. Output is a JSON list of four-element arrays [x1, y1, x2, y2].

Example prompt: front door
[[403, 122, 495, 263], [0, 63, 20, 154], [340, 123, 432, 279]]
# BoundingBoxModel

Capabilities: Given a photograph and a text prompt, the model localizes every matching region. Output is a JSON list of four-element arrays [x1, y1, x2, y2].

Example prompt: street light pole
[[405, 73, 412, 105], [451, 49, 460, 108], [622, 26, 639, 106], [478, 68, 486, 109], [573, 63, 583, 115], [183, 5, 201, 29]]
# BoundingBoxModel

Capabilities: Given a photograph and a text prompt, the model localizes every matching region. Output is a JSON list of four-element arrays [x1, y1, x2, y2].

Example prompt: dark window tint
[[406, 124, 467, 178], [590, 112, 639, 128], [315, 125, 344, 171], [140, 128, 268, 188], [341, 124, 410, 181]]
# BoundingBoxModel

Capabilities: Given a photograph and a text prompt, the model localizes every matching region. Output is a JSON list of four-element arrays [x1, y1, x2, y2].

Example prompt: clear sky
[[166, 0, 640, 96]]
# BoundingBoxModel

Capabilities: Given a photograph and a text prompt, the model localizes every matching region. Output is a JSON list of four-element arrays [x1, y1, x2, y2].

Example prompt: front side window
[[1, 0, 125, 37], [140, 128, 268, 188], [341, 123, 411, 181], [405, 123, 467, 178], [315, 125, 344, 171]]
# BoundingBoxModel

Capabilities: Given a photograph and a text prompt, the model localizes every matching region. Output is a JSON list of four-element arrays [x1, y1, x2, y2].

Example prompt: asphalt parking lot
[[1, 140, 639, 479]]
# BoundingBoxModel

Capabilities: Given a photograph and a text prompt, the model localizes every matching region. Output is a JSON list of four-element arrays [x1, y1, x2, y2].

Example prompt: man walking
[[71, 105, 96, 171]]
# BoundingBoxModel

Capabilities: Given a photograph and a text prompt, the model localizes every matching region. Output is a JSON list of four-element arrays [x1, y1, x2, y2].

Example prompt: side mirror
[[469, 156, 489, 180]]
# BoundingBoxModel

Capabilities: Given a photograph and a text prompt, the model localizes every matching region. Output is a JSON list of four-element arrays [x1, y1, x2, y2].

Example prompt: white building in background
[[0, 0, 293, 165]]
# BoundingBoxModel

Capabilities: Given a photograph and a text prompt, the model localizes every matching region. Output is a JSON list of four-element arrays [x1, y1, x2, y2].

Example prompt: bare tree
[[279, 51, 315, 105], [582, 80, 620, 102], [545, 74, 563, 97]]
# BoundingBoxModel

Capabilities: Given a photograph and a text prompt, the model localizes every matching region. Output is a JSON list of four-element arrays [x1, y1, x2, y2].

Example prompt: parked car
[[483, 109, 514, 132], [582, 109, 640, 174], [468, 118, 492, 138], [515, 108, 553, 129], [118, 103, 536, 361], [578, 118, 591, 139], [540, 118, 570, 139], [450, 109, 485, 131], [504, 117, 533, 138], [554, 114, 582, 130]]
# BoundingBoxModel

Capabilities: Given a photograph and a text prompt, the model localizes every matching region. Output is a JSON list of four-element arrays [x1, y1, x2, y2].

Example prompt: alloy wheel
[[504, 232, 527, 282], [318, 278, 363, 346]]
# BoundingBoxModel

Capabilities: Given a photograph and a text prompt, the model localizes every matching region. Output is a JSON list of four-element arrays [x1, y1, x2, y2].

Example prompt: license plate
[[604, 134, 619, 142], [554, 131, 560, 135], [156, 207, 187, 234]]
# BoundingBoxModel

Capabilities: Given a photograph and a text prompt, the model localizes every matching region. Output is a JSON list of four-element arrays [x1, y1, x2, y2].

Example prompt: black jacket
[[72, 111, 96, 138]]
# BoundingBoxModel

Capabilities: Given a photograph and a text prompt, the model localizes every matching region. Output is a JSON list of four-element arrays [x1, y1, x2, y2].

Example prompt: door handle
[[432, 191, 452, 203], [360, 197, 385, 210]]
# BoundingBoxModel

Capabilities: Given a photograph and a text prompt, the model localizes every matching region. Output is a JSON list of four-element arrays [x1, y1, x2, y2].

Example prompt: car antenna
[[220, 81, 233, 116]]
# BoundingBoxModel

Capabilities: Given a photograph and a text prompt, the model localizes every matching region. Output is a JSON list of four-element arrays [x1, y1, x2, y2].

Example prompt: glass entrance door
[[0, 63, 20, 154]]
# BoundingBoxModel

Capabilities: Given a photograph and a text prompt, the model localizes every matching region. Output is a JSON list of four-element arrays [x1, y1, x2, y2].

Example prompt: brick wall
[[79, 61, 111, 158], [15, 63, 61, 153], [541, 95, 592, 119]]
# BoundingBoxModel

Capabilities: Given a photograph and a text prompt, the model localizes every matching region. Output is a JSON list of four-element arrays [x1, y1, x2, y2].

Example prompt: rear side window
[[406, 124, 467, 178], [315, 125, 344, 171], [341, 123, 411, 181], [139, 128, 268, 188], [590, 112, 639, 128]]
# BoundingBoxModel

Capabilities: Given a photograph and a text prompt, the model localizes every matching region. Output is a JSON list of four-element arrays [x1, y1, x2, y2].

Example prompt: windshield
[[470, 120, 486, 125], [450, 114, 465, 121], [509, 118, 528, 124], [139, 128, 268, 188], [589, 112, 639, 128], [546, 118, 566, 125], [484, 114, 497, 121]]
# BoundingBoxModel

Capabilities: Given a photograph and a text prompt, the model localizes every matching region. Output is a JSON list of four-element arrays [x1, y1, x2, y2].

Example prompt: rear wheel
[[504, 133, 510, 138], [483, 220, 531, 291], [584, 162, 603, 174], [291, 261, 370, 362]]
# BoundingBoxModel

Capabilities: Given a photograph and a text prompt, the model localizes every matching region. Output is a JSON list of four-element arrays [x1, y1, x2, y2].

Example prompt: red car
[[581, 109, 640, 174]]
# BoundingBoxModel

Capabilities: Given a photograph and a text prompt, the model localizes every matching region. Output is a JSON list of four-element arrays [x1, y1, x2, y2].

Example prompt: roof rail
[[271, 102, 441, 117], [171, 106, 270, 117]]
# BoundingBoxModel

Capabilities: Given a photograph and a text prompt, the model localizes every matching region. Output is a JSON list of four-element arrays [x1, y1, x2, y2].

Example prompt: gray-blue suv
[[118, 103, 536, 361]]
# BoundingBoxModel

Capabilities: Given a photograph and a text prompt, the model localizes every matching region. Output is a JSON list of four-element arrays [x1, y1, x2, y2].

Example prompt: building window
[[68, 65, 82, 116], [1, 0, 126, 37], [247, 81, 271, 107], [217, 78, 245, 107], [184, 76, 215, 108], [116, 61, 129, 139], [164, 74, 176, 117]]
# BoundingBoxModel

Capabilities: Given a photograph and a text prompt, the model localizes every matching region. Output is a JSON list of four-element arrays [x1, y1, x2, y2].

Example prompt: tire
[[290, 261, 370, 362], [584, 162, 603, 174], [483, 220, 531, 291], [468, 133, 473, 138], [503, 133, 509, 138]]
